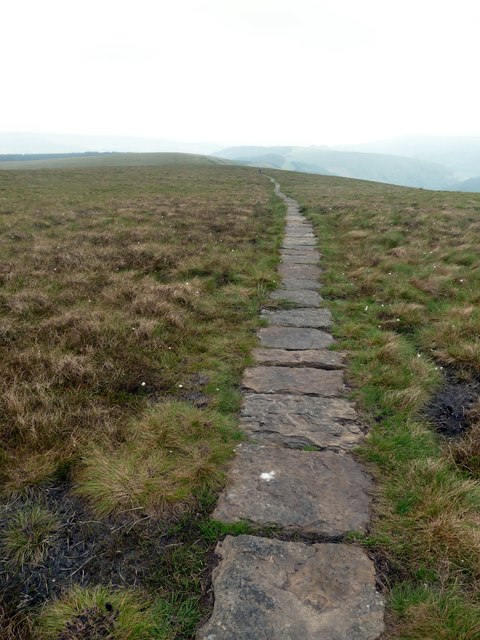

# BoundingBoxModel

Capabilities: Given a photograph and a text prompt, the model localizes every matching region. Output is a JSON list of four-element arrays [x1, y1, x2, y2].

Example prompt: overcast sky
[[2, 0, 480, 147]]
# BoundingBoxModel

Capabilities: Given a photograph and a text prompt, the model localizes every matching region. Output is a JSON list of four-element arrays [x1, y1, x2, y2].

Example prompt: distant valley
[[215, 140, 480, 191]]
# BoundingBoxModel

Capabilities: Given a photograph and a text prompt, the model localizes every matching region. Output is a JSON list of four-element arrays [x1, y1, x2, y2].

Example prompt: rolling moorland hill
[[215, 145, 458, 190], [0, 151, 231, 171]]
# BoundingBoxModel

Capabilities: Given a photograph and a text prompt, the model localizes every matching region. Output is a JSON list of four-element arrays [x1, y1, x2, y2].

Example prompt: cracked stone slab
[[252, 348, 344, 369], [261, 308, 332, 328], [242, 366, 344, 396], [270, 288, 322, 307], [213, 445, 372, 534], [241, 393, 361, 450], [258, 326, 334, 350], [279, 264, 322, 280], [197, 536, 384, 640]]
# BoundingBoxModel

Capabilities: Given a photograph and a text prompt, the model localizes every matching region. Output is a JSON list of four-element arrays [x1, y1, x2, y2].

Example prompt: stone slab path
[[197, 178, 384, 639]]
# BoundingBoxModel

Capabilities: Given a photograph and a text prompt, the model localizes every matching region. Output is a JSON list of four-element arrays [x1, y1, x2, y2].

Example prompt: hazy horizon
[[3, 1, 480, 148]]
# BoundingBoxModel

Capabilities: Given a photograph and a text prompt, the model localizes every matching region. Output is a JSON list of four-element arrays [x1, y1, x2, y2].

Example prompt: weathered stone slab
[[252, 348, 344, 369], [281, 254, 320, 264], [285, 222, 313, 228], [243, 366, 343, 396], [197, 536, 384, 640], [270, 289, 322, 307], [281, 247, 320, 257], [258, 326, 334, 350], [213, 445, 372, 534], [282, 238, 317, 247], [281, 278, 321, 291], [285, 230, 315, 237], [285, 221, 313, 228], [241, 393, 361, 449], [279, 264, 322, 280], [261, 308, 332, 328]]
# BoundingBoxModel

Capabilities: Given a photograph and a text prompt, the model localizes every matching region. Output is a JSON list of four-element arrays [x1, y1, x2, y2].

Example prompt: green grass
[[272, 170, 480, 638], [2, 504, 60, 566]]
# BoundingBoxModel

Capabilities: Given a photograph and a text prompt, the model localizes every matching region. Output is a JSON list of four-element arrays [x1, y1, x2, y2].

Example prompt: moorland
[[2, 154, 480, 638], [0, 159, 283, 639]]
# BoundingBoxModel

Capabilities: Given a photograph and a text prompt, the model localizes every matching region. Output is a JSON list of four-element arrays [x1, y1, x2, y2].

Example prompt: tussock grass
[[75, 402, 238, 516], [2, 504, 60, 566], [273, 170, 480, 638], [37, 585, 163, 640]]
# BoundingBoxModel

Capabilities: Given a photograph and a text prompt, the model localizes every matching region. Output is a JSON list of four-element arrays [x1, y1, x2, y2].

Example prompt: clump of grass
[[75, 402, 238, 516], [390, 583, 480, 640], [36, 586, 165, 640], [448, 420, 480, 477], [2, 503, 60, 565]]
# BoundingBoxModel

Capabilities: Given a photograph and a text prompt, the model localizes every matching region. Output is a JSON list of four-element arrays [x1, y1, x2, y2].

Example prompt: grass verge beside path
[[0, 164, 284, 638], [273, 170, 480, 639]]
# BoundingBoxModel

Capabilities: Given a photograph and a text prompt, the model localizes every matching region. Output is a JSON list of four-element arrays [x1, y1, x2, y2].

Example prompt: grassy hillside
[[216, 145, 456, 189], [272, 169, 480, 638], [0, 163, 283, 639], [0, 151, 231, 170]]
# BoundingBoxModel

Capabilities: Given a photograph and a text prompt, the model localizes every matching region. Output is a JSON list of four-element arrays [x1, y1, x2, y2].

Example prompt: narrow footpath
[[197, 179, 385, 639]]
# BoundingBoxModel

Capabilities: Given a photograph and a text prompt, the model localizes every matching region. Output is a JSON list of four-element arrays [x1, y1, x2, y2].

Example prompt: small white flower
[[178, 384, 183, 388]]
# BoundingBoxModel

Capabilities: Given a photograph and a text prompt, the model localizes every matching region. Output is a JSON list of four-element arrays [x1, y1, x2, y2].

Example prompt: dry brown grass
[[0, 164, 280, 495]]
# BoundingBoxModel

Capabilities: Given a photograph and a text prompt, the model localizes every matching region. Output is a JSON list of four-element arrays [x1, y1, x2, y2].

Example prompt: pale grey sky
[[2, 0, 480, 146]]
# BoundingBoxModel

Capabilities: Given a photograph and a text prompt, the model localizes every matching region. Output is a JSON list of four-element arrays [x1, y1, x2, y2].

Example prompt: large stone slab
[[281, 247, 321, 258], [197, 536, 384, 640], [279, 264, 322, 280], [281, 254, 320, 264], [285, 230, 315, 238], [242, 366, 344, 396], [270, 288, 322, 307], [252, 348, 344, 369], [261, 308, 332, 328], [213, 445, 372, 534], [258, 326, 334, 350], [241, 393, 361, 450], [282, 238, 317, 248], [281, 278, 321, 290]]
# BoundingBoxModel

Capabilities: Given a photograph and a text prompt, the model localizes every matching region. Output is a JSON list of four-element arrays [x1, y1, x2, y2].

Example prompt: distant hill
[[448, 176, 480, 192], [216, 145, 455, 189], [0, 152, 232, 171], [334, 135, 480, 180]]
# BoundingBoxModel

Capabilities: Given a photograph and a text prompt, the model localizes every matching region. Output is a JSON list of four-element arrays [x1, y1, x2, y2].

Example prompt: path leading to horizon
[[197, 179, 384, 639]]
